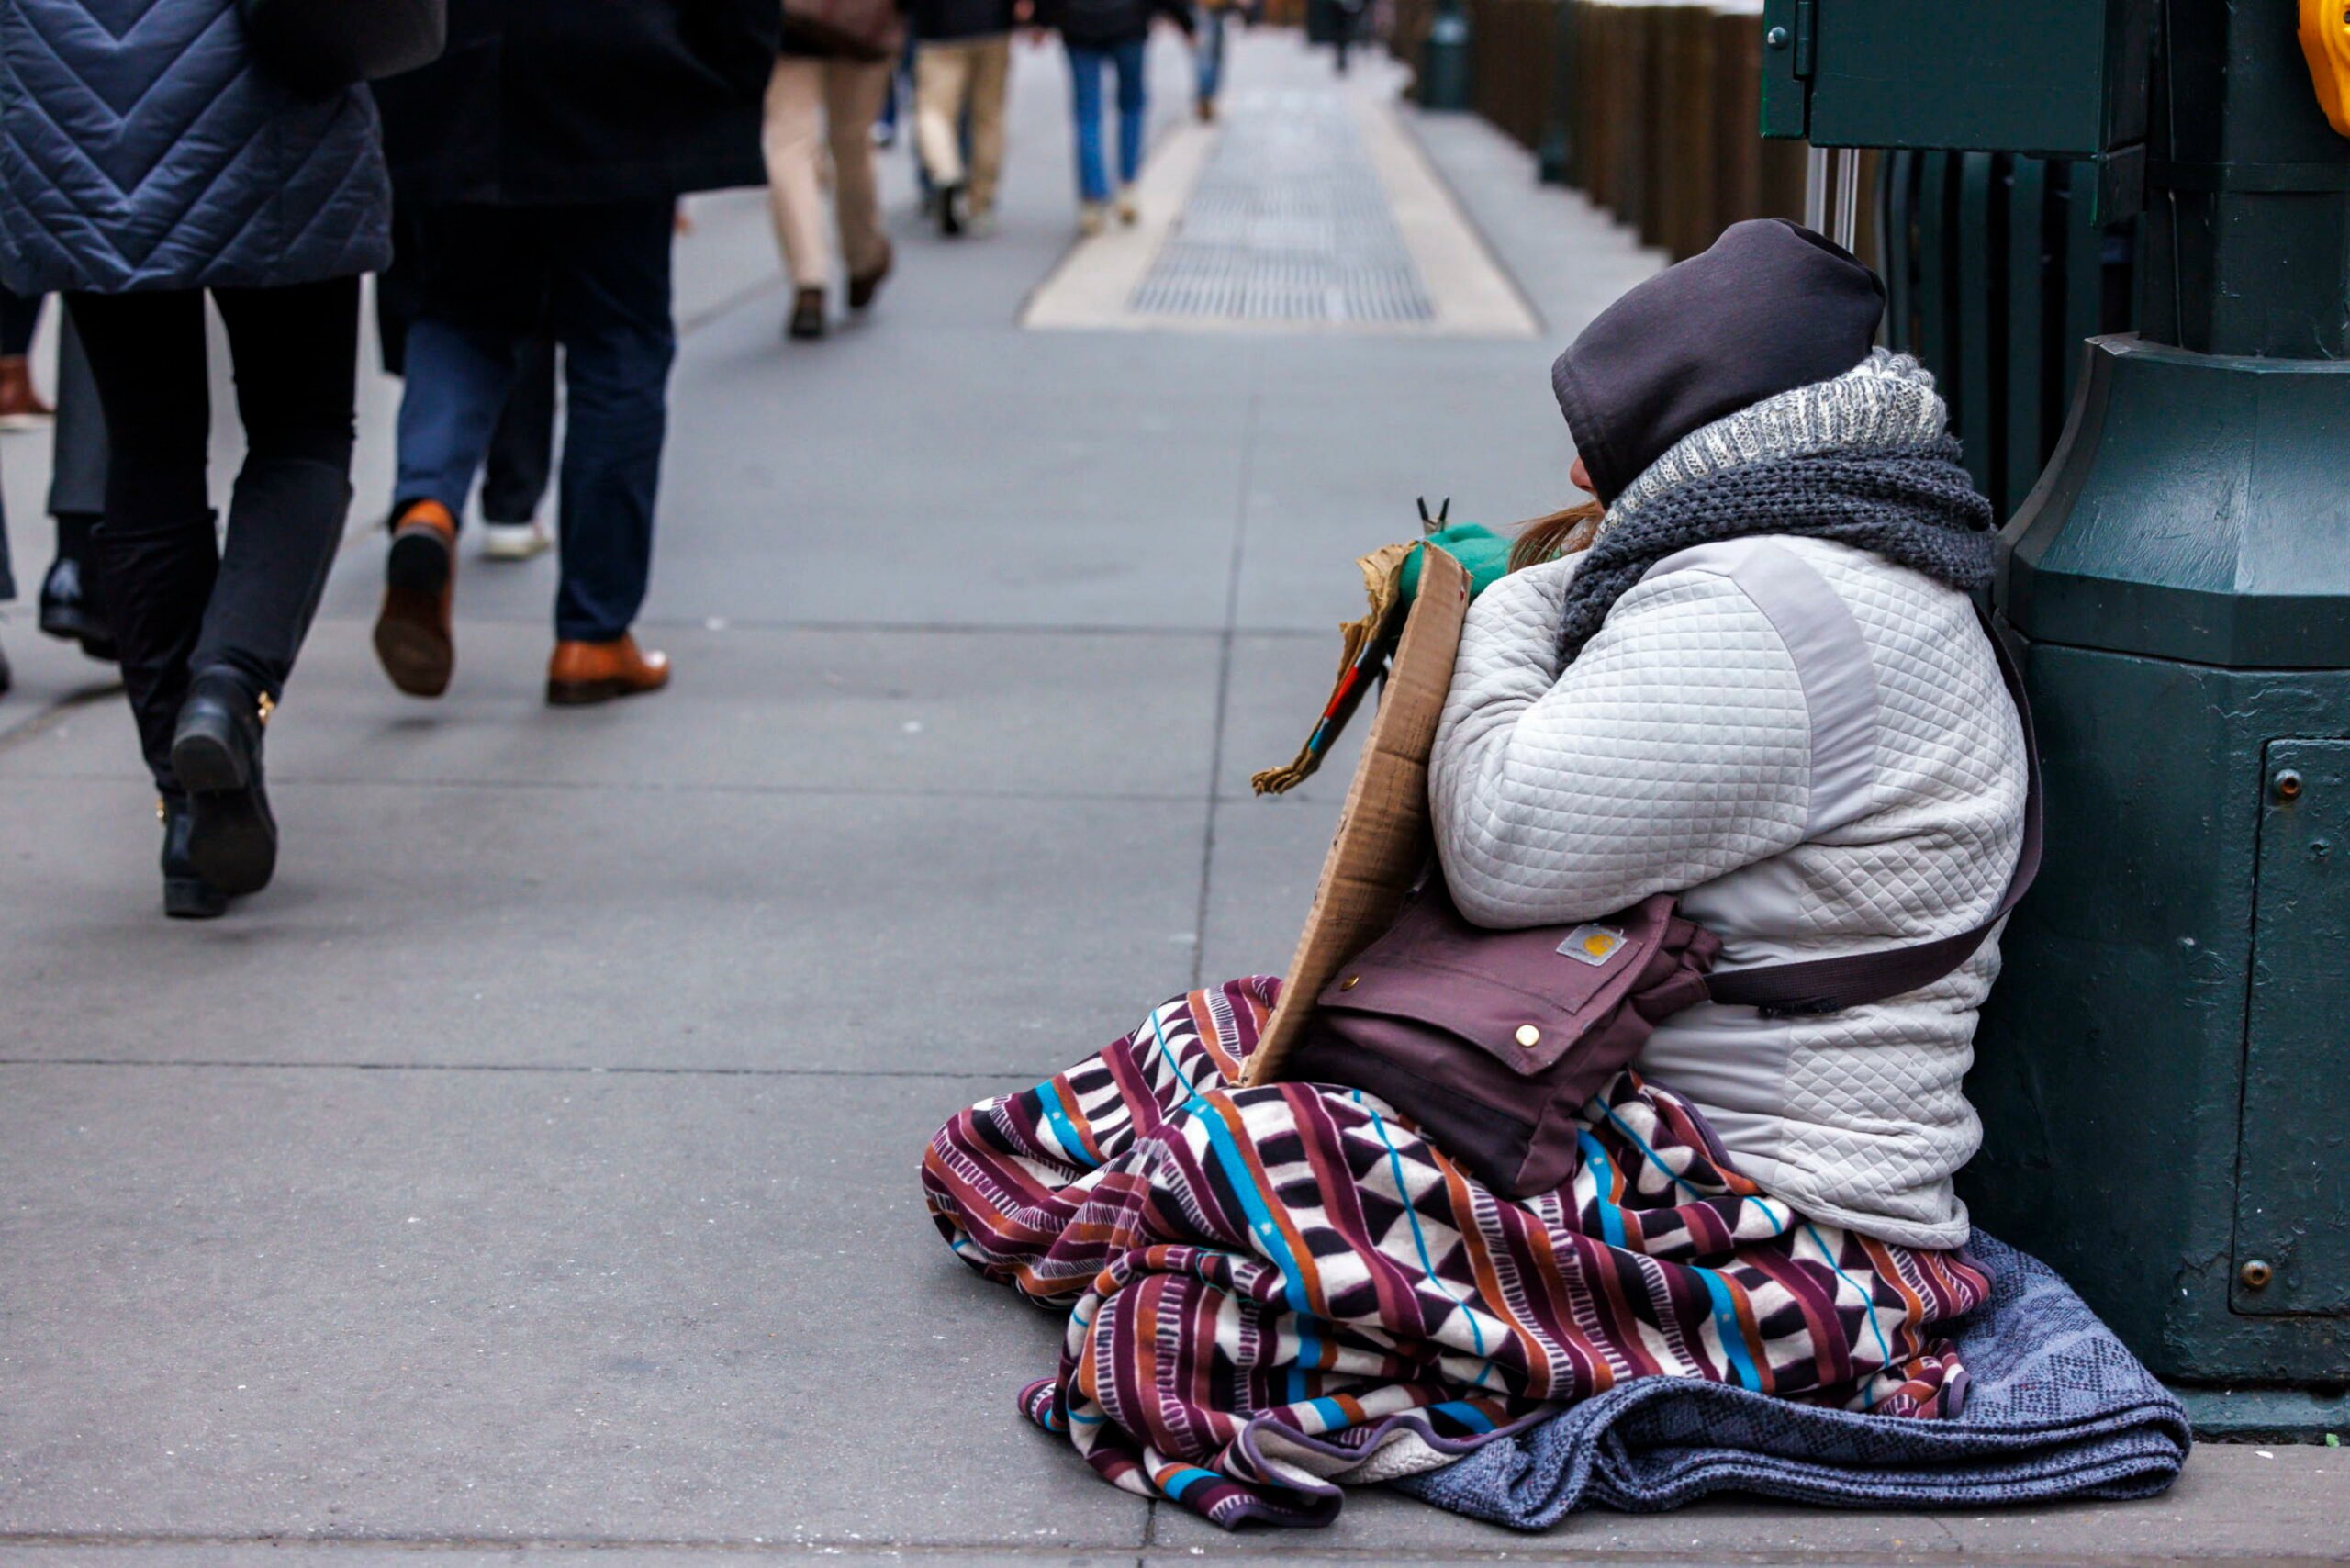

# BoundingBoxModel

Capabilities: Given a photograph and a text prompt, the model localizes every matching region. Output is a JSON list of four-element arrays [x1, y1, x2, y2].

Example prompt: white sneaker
[[1078, 200, 1110, 237], [1115, 187, 1139, 226], [480, 521, 553, 562]]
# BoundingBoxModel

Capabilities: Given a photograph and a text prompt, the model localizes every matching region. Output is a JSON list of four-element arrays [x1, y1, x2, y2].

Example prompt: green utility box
[[1765, 2, 2350, 1430], [1760, 0, 2150, 157]]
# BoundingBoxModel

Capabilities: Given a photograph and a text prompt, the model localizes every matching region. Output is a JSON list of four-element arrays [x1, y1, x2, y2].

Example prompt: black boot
[[159, 793, 229, 920], [38, 554, 118, 662], [169, 667, 277, 897]]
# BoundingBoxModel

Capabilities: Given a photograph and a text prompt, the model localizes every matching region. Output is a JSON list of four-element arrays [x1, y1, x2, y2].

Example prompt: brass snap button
[[1339, 975, 1361, 991], [1515, 1025, 1541, 1049]]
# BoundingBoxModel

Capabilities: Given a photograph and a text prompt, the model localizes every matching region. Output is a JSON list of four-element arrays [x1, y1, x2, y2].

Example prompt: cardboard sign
[[1245, 543, 1472, 1086]]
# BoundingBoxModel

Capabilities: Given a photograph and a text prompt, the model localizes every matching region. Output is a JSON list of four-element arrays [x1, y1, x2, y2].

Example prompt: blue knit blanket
[[1394, 1233, 2189, 1528]]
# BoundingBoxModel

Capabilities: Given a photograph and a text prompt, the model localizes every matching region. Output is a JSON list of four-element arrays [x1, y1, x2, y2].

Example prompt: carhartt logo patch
[[1557, 925, 1627, 967]]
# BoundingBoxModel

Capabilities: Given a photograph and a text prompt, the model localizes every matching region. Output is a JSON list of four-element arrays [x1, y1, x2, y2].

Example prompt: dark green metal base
[[2170, 1384, 2350, 1443], [1975, 334, 2350, 1392]]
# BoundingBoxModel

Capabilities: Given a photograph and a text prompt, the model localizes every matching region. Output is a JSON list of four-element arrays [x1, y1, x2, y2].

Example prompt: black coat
[[375, 0, 779, 207], [908, 0, 1017, 42], [1036, 0, 1191, 48]]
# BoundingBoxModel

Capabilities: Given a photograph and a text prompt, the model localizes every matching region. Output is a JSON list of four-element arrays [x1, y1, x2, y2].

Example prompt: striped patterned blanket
[[922, 978, 1990, 1529]]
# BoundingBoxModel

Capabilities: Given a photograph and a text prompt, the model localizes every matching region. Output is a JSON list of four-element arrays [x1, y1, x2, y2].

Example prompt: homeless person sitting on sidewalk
[[923, 219, 2032, 1528]]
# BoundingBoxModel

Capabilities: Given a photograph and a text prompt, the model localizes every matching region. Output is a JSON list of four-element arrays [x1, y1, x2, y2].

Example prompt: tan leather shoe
[[374, 499, 457, 698], [546, 633, 670, 706]]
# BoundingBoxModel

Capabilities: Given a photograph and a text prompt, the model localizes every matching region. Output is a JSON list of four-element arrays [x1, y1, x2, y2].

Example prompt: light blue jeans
[[1067, 36, 1148, 204]]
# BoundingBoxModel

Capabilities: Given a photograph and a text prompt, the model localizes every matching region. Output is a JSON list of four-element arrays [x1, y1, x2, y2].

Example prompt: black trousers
[[66, 277, 360, 792]]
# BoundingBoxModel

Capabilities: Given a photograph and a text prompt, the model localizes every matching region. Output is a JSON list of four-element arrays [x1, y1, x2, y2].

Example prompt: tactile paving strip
[[1131, 89, 1435, 324]]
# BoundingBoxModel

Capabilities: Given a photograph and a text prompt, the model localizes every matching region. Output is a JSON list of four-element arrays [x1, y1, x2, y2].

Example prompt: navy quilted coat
[[0, 0, 391, 295]]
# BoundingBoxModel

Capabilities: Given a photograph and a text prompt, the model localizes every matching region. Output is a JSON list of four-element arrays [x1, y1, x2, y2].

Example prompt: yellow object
[[2303, 0, 2350, 138]]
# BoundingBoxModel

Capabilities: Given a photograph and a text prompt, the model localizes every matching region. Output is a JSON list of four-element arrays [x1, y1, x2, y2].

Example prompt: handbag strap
[[1702, 607, 2042, 1018]]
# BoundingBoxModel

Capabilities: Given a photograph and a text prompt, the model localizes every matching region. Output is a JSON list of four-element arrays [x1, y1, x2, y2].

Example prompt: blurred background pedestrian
[[0, 0, 392, 919], [1192, 0, 1238, 121], [371, 0, 778, 709], [0, 284, 51, 427], [911, 0, 1019, 236], [33, 315, 118, 661], [766, 0, 907, 341], [1035, 0, 1192, 234]]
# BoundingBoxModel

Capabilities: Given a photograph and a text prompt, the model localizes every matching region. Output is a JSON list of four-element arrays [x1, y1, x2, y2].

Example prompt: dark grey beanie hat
[[1551, 218, 1886, 503]]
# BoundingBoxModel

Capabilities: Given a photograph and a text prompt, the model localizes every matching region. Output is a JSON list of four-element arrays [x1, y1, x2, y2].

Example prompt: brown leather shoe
[[546, 633, 670, 706], [0, 353, 53, 428], [374, 499, 457, 698], [846, 239, 892, 311]]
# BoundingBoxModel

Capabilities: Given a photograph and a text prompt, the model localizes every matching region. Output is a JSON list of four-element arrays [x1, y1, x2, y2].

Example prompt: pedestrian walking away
[[0, 0, 392, 920], [1035, 0, 1192, 234], [0, 282, 50, 426], [371, 0, 778, 708], [1192, 0, 1237, 120], [911, 0, 1018, 236], [766, 0, 905, 341], [35, 311, 118, 662]]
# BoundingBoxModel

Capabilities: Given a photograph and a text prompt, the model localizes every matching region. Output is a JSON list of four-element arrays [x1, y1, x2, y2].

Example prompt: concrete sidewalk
[[0, 31, 2342, 1567]]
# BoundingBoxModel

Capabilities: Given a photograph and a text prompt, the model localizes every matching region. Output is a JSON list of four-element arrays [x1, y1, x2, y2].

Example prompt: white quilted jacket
[[1430, 531, 2027, 1249]]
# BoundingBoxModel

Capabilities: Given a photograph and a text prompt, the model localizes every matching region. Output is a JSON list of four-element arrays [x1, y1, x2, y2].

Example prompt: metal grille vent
[[1132, 90, 1435, 324]]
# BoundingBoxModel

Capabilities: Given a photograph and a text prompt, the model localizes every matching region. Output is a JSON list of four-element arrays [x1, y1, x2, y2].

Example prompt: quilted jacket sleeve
[[1430, 556, 1816, 928]]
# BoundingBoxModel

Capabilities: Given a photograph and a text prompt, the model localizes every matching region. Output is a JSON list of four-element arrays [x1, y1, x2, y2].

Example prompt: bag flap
[[1315, 888, 1682, 1077]]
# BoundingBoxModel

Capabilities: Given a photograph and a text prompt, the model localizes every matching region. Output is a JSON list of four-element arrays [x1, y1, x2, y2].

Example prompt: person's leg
[[544, 201, 676, 657], [0, 286, 40, 356], [380, 205, 542, 696], [1066, 42, 1111, 207], [1113, 35, 1148, 195], [0, 286, 50, 424], [198, 277, 360, 702], [914, 41, 971, 194], [1195, 6, 1225, 112], [763, 56, 833, 290], [63, 289, 216, 792], [390, 210, 537, 527], [828, 58, 893, 286], [40, 309, 116, 657], [480, 331, 557, 529], [965, 34, 1012, 218]]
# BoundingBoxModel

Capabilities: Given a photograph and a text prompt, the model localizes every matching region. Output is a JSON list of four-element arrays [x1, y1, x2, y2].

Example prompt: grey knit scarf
[[1552, 353, 1998, 663]]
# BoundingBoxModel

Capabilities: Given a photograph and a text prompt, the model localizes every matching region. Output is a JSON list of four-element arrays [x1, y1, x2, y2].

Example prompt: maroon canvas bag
[[1289, 610, 2042, 1201]]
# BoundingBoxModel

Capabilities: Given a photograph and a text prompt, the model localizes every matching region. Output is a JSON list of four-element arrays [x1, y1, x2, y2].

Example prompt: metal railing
[[1877, 151, 2137, 518]]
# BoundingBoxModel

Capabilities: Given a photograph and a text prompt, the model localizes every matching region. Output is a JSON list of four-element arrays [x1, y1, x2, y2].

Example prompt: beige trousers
[[763, 55, 893, 289], [913, 35, 1011, 215]]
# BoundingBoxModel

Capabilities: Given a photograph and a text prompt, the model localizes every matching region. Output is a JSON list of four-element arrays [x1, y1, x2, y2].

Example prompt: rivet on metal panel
[[2240, 1259, 2275, 1290], [1766, 25, 1789, 49], [2275, 769, 2306, 802]]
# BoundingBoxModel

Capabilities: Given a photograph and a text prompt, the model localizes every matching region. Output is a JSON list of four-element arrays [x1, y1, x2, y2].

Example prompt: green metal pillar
[[1535, 0, 1576, 185], [1420, 0, 1472, 113], [1967, 5, 2350, 1435]]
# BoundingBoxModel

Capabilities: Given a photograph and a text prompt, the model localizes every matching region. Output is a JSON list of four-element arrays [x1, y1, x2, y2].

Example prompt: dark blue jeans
[[394, 201, 675, 644], [1066, 36, 1147, 204], [1195, 7, 1227, 104]]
